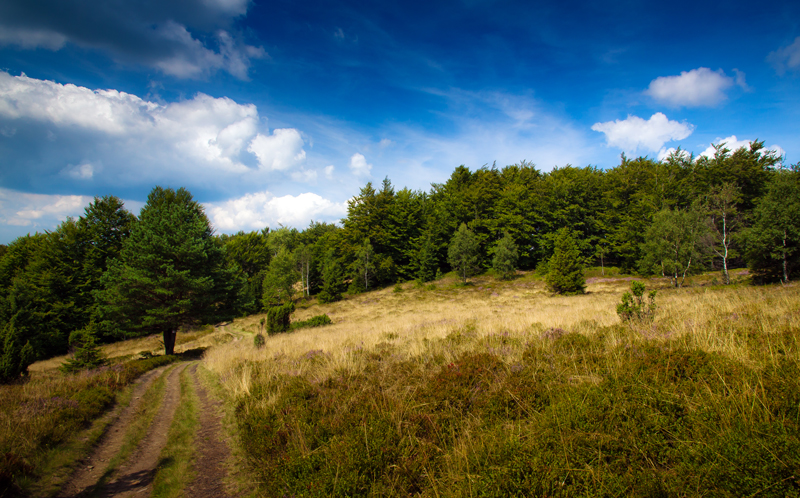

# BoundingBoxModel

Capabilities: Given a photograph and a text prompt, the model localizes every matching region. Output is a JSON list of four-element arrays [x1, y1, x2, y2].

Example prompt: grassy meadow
[[205, 269, 800, 497]]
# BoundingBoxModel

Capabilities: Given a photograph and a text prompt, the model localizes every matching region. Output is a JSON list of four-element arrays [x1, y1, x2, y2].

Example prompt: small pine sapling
[[617, 281, 657, 322], [254, 333, 265, 348]]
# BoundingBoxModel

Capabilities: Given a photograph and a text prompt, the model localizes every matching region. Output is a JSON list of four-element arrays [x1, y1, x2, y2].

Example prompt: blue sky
[[1, 0, 799, 243]]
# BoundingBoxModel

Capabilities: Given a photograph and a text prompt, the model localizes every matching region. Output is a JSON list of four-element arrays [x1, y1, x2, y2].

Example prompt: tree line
[[1, 141, 798, 381]]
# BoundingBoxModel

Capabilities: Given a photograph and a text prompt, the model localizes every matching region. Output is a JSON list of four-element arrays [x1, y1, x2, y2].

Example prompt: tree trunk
[[163, 329, 177, 355]]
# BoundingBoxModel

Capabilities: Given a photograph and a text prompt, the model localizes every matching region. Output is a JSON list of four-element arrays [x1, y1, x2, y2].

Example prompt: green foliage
[[545, 228, 585, 295], [616, 281, 657, 322], [61, 324, 106, 373], [491, 232, 519, 279], [0, 322, 35, 383], [262, 246, 298, 306], [745, 166, 800, 283], [97, 187, 233, 355], [639, 205, 708, 288], [448, 223, 480, 284], [290, 314, 333, 330], [416, 235, 438, 282], [266, 301, 295, 334], [254, 333, 265, 349]]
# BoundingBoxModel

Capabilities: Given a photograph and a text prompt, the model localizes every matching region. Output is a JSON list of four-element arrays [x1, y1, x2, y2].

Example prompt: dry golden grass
[[204, 269, 798, 401], [28, 325, 237, 375]]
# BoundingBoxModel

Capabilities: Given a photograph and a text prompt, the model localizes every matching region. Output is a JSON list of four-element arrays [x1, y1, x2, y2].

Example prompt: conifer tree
[[448, 223, 480, 284], [546, 228, 585, 295], [416, 235, 438, 282], [97, 187, 231, 355]]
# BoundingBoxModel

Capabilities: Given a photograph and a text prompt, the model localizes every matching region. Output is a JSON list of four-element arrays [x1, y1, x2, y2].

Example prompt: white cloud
[[348, 153, 372, 177], [644, 68, 741, 107], [0, 188, 92, 227], [0, 5, 264, 80], [291, 169, 318, 183], [591, 113, 694, 153], [61, 162, 95, 180], [206, 191, 347, 232], [0, 72, 309, 186], [699, 136, 785, 160], [324, 165, 335, 179], [768, 37, 800, 75], [378, 138, 393, 148], [248, 128, 307, 171]]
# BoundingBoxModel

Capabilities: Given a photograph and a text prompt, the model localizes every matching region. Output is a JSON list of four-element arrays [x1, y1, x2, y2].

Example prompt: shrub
[[291, 314, 333, 330], [266, 301, 295, 334], [617, 281, 657, 322], [254, 333, 265, 348], [61, 325, 106, 373], [545, 228, 585, 295]]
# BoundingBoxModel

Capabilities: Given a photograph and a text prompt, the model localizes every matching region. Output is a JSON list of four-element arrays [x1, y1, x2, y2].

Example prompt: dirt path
[[95, 363, 189, 497], [183, 363, 234, 497], [57, 359, 239, 498], [57, 365, 172, 498]]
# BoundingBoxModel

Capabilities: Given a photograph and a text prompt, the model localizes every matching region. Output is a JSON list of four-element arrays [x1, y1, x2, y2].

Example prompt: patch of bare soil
[[183, 363, 234, 498], [94, 363, 189, 498], [56, 364, 171, 498]]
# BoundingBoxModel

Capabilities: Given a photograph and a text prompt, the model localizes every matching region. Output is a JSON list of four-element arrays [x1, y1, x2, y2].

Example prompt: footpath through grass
[[0, 354, 179, 497]]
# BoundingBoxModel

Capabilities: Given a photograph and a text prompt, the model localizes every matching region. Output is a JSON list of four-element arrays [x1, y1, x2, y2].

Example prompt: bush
[[291, 314, 333, 330], [267, 301, 295, 334], [617, 281, 657, 322], [254, 333, 265, 348], [545, 228, 585, 295], [61, 325, 106, 373]]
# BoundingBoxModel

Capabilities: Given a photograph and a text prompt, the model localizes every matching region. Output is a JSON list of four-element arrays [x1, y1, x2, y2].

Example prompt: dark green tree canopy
[[97, 187, 233, 355], [546, 228, 585, 295], [448, 223, 480, 284]]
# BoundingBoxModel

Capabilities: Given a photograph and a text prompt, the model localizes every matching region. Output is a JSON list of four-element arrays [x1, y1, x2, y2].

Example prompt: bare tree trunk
[[163, 329, 177, 356]]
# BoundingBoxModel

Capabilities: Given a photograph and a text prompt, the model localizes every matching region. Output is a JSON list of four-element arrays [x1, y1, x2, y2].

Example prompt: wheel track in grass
[[57, 359, 239, 498]]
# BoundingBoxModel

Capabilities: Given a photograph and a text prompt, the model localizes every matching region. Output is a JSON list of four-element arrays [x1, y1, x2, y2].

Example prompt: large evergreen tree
[[97, 187, 232, 355]]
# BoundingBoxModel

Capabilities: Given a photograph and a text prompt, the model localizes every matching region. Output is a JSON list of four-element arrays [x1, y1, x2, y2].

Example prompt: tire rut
[[57, 364, 172, 498], [95, 362, 189, 498], [183, 363, 234, 498]]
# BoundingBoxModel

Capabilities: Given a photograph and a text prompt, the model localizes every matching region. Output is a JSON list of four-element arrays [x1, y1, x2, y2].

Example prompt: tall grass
[[205, 273, 800, 496]]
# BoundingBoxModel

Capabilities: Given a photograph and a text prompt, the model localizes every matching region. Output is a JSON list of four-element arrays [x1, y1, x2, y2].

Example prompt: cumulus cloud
[[698, 136, 785, 160], [768, 37, 800, 75], [0, 72, 310, 188], [348, 153, 372, 176], [591, 113, 694, 153], [205, 191, 347, 232], [0, 188, 92, 228], [0, 0, 264, 79], [644, 68, 745, 107]]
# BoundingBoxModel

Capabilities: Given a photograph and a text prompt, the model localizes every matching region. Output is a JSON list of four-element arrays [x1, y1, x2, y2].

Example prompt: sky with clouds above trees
[[0, 0, 798, 243]]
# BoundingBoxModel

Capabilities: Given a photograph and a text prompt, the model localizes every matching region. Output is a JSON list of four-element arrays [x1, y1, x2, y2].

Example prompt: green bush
[[291, 314, 333, 330], [61, 324, 106, 373], [617, 281, 657, 322], [266, 301, 295, 334], [545, 228, 585, 295], [254, 333, 265, 348]]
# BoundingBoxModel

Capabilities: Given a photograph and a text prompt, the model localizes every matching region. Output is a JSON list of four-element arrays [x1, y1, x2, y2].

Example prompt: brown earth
[[183, 363, 234, 497], [56, 359, 237, 498]]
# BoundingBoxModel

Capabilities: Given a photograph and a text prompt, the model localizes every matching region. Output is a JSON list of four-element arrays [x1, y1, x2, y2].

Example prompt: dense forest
[[1, 142, 799, 381]]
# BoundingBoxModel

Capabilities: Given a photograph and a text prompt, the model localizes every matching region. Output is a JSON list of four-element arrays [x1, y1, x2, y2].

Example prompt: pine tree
[[416, 235, 438, 282], [492, 232, 519, 279], [97, 187, 231, 355], [546, 228, 585, 295], [448, 223, 480, 284]]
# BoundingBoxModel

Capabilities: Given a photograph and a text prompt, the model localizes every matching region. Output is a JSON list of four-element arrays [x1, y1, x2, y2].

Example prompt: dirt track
[[58, 360, 235, 498]]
